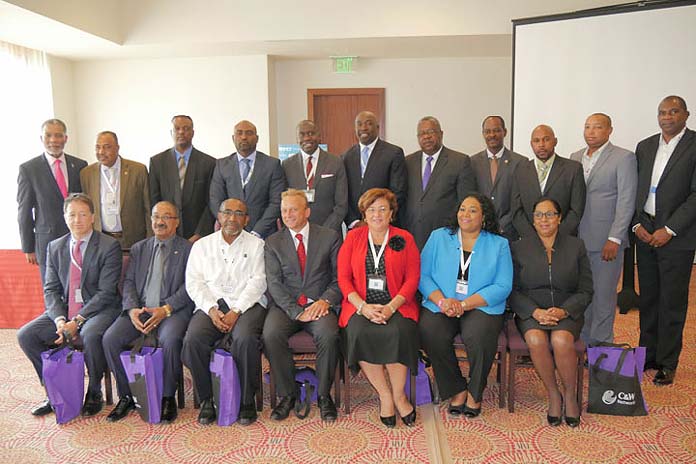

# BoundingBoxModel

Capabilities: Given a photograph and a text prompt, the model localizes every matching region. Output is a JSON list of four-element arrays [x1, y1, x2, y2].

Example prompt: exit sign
[[332, 56, 356, 73]]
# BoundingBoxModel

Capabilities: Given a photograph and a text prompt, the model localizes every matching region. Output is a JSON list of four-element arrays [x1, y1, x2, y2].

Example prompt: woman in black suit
[[510, 197, 593, 427]]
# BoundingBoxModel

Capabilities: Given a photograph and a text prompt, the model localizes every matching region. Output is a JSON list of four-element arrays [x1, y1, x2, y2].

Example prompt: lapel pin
[[504, 159, 509, 164], [174, 250, 179, 255]]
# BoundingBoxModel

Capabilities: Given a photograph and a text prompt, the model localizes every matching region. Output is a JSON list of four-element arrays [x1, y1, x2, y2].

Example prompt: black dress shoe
[[565, 415, 581, 428], [448, 402, 466, 416], [31, 399, 53, 416], [547, 414, 562, 426], [81, 391, 103, 417], [106, 395, 135, 422], [198, 399, 216, 425], [238, 402, 257, 426], [270, 396, 296, 421], [160, 396, 177, 424], [462, 404, 481, 418], [401, 408, 417, 427], [318, 395, 337, 422], [380, 415, 396, 428], [653, 368, 675, 386]]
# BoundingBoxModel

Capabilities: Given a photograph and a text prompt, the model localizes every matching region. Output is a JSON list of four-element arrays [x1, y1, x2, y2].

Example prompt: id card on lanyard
[[367, 230, 389, 292], [101, 168, 119, 215], [456, 230, 472, 300], [71, 245, 84, 303]]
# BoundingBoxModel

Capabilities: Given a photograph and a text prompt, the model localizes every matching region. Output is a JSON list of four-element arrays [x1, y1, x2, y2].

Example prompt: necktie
[[68, 240, 83, 319], [54, 159, 68, 199], [296, 233, 307, 306], [537, 161, 550, 185], [490, 155, 499, 184], [306, 155, 314, 189], [240, 158, 251, 184], [422, 156, 433, 190], [178, 155, 187, 189], [144, 243, 164, 308], [360, 146, 370, 176]]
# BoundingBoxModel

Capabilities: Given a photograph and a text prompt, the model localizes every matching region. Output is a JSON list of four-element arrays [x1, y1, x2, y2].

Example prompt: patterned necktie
[[178, 155, 186, 190], [360, 146, 370, 177], [537, 160, 550, 185], [54, 159, 68, 199], [306, 155, 314, 189], [68, 239, 83, 319], [144, 243, 164, 308], [422, 156, 433, 191], [296, 233, 307, 306], [240, 158, 251, 184], [490, 155, 499, 184]]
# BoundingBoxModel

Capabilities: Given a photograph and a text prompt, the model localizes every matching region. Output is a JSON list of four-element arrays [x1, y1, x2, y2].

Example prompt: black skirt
[[515, 314, 584, 340]]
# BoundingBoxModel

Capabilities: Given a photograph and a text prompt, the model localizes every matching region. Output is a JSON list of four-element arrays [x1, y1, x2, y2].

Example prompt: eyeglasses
[[366, 206, 389, 215], [219, 209, 247, 218], [417, 129, 440, 138], [151, 214, 178, 221], [533, 211, 560, 219]]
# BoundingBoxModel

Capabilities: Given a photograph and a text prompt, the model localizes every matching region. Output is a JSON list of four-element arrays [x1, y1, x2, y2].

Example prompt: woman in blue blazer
[[419, 193, 512, 417]]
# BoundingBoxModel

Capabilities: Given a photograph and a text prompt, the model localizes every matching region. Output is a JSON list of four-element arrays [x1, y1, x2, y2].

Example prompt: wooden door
[[307, 88, 385, 155]]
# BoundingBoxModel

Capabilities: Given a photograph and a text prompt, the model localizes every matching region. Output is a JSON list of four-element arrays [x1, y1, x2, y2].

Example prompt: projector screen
[[512, 2, 696, 158]]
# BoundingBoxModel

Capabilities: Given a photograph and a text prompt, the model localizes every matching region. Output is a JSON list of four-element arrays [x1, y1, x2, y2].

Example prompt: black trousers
[[102, 309, 192, 398], [418, 307, 503, 403], [262, 305, 339, 398], [636, 240, 694, 370], [17, 311, 118, 394], [181, 305, 266, 404]]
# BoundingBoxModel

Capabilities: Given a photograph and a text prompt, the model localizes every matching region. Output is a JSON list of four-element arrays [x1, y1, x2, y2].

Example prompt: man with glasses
[[182, 198, 267, 425], [17, 193, 122, 418], [102, 201, 194, 423]]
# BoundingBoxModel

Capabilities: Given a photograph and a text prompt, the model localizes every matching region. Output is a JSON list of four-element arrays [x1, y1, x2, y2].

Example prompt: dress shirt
[[44, 152, 68, 186], [486, 147, 504, 160], [301, 148, 320, 187], [55, 230, 94, 324], [237, 151, 258, 185], [173, 145, 193, 166], [99, 156, 122, 232], [185, 229, 267, 316], [421, 146, 443, 178], [289, 222, 313, 304], [358, 138, 379, 169], [644, 127, 687, 216], [581, 141, 609, 180], [535, 154, 556, 192]]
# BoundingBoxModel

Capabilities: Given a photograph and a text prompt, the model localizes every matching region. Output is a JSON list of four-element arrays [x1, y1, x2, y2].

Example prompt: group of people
[[15, 94, 695, 430]]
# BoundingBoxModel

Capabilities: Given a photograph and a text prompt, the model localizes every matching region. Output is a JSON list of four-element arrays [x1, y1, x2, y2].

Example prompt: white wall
[[48, 55, 78, 153], [275, 57, 512, 155]]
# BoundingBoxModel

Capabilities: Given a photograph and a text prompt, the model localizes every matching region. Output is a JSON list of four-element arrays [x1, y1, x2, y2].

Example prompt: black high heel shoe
[[401, 408, 416, 427], [462, 404, 481, 418], [547, 394, 563, 426], [448, 402, 467, 416], [564, 395, 580, 427], [380, 415, 396, 428]]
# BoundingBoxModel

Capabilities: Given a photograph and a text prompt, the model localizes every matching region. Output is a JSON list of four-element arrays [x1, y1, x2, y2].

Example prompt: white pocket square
[[320, 173, 334, 178]]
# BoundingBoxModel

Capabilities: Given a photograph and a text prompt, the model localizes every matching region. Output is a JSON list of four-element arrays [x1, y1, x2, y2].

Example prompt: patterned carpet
[[1, 275, 695, 463]]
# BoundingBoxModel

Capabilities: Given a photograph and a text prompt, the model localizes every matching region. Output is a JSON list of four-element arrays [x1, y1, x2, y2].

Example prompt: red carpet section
[[0, 250, 44, 328]]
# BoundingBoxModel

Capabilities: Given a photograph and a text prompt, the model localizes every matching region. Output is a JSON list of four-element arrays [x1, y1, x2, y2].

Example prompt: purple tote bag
[[41, 344, 85, 424], [405, 357, 433, 406], [210, 347, 241, 426], [120, 335, 164, 423]]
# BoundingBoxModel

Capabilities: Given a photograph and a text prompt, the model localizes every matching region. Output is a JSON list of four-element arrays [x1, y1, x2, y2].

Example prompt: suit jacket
[[209, 151, 287, 239], [122, 235, 194, 314], [17, 153, 87, 265], [149, 147, 216, 239], [264, 223, 342, 320], [570, 143, 637, 251], [511, 155, 586, 238], [44, 231, 122, 321], [282, 149, 348, 232], [337, 225, 420, 327], [402, 147, 477, 249], [631, 128, 696, 250], [342, 139, 407, 226], [80, 157, 151, 249], [470, 148, 526, 239]]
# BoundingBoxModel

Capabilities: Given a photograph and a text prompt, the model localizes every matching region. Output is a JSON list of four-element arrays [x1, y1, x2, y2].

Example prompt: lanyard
[[457, 230, 473, 278], [100, 167, 118, 195], [240, 160, 255, 187], [304, 154, 318, 187], [368, 230, 389, 274]]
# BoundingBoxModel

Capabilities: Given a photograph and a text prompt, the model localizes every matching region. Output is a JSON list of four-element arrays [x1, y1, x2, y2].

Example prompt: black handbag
[[588, 347, 647, 416]]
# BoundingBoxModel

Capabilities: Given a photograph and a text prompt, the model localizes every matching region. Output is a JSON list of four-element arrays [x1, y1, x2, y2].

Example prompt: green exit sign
[[332, 56, 356, 73]]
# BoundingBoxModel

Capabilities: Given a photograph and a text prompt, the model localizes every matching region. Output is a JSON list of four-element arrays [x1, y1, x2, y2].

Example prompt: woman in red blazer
[[338, 188, 420, 428]]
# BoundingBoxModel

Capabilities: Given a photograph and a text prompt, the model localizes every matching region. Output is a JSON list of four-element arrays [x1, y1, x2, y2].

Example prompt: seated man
[[102, 201, 194, 423], [182, 198, 267, 426], [263, 189, 342, 422], [17, 193, 122, 417]]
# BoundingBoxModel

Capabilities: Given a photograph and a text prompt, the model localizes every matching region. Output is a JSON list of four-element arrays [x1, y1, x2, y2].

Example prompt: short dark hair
[[482, 115, 506, 130], [589, 112, 612, 127], [97, 130, 119, 144], [64, 193, 94, 214], [533, 196, 562, 216], [41, 118, 67, 133], [661, 95, 688, 111], [445, 193, 501, 236], [171, 115, 194, 125]]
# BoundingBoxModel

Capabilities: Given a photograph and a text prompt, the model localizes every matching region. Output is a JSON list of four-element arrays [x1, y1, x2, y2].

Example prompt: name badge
[[367, 275, 386, 291], [455, 279, 468, 297], [304, 189, 316, 203], [75, 288, 84, 304]]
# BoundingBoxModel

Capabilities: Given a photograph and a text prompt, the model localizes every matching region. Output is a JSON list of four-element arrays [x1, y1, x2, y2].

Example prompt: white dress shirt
[[644, 127, 687, 216], [44, 152, 68, 186], [421, 146, 443, 177], [99, 157, 122, 232], [581, 141, 609, 180]]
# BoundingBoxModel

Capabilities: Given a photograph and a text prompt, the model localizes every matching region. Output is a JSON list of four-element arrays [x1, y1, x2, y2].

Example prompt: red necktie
[[54, 159, 68, 199], [306, 156, 314, 189], [296, 233, 307, 306], [68, 239, 83, 319]]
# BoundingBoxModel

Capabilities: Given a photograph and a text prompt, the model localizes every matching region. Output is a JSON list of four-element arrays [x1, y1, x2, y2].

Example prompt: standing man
[[632, 95, 696, 386], [571, 113, 637, 346], [282, 120, 348, 232], [183, 198, 267, 425], [470, 116, 526, 240], [17, 118, 87, 283], [263, 189, 342, 422], [402, 116, 477, 249], [209, 120, 286, 239], [512, 125, 586, 238], [17, 193, 122, 417], [102, 201, 194, 423], [150, 115, 217, 242], [342, 111, 407, 229], [80, 131, 150, 250]]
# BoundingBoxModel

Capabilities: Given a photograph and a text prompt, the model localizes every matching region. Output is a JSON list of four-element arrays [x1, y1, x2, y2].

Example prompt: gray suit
[[282, 150, 348, 232], [470, 148, 526, 240], [402, 147, 477, 250], [17, 232, 122, 394], [262, 223, 342, 397], [571, 143, 637, 344], [103, 235, 194, 398], [209, 151, 287, 239]]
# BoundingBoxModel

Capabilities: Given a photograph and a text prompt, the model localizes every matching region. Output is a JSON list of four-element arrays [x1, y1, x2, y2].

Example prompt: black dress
[[342, 248, 419, 373]]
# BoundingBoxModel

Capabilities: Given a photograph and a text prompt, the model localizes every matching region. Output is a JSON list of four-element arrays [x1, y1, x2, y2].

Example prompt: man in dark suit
[[102, 201, 194, 423], [149, 115, 216, 242], [512, 125, 586, 238], [263, 189, 342, 422], [209, 120, 286, 239], [470, 116, 526, 240], [17, 193, 122, 417], [402, 116, 477, 249], [342, 111, 407, 229], [282, 120, 348, 232], [632, 95, 696, 386], [17, 119, 87, 283]]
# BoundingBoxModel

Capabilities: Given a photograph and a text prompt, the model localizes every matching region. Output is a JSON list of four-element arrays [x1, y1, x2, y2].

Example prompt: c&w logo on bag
[[602, 389, 636, 406], [602, 390, 617, 405]]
